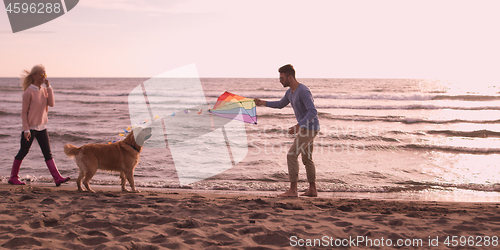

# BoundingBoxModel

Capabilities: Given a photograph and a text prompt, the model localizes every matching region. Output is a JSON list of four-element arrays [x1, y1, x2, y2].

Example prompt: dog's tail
[[64, 144, 80, 158]]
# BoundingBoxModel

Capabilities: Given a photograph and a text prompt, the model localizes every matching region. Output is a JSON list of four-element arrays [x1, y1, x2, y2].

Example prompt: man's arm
[[254, 94, 290, 109]]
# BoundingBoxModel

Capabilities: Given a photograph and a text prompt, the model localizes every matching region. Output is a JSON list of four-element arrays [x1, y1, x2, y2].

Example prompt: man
[[254, 64, 320, 197]]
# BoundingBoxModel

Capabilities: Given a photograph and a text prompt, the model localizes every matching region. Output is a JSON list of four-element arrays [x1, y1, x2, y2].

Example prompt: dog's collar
[[127, 143, 140, 153]]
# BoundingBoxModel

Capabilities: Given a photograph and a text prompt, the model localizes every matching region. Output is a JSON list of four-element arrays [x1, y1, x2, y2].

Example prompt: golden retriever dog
[[64, 127, 152, 193]]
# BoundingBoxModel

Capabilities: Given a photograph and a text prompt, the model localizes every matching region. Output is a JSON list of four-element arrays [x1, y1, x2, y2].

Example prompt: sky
[[0, 0, 499, 80]]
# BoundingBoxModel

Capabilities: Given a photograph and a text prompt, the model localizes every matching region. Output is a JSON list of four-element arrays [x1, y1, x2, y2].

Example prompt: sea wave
[[316, 104, 500, 111], [311, 142, 500, 155], [426, 129, 500, 138], [401, 144, 500, 155], [248, 93, 500, 102], [316, 113, 500, 124], [51, 113, 102, 119], [251, 128, 500, 141], [54, 91, 500, 103], [0, 100, 21, 104], [314, 94, 500, 102], [257, 113, 295, 119], [49, 131, 102, 142], [393, 181, 500, 193], [68, 100, 128, 105], [0, 110, 17, 116], [138, 179, 500, 193], [2, 175, 498, 193], [315, 93, 435, 101], [56, 91, 129, 97], [256, 88, 287, 92], [433, 95, 500, 101]]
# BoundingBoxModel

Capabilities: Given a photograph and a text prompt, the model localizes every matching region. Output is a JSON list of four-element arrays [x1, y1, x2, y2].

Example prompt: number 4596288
[[443, 236, 498, 247], [5, 2, 62, 14]]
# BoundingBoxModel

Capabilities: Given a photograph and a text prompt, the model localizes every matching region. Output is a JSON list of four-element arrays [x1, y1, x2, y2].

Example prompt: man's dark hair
[[278, 64, 295, 79]]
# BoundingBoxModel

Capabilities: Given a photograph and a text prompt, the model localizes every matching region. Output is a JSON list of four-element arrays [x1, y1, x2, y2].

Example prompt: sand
[[0, 184, 500, 249]]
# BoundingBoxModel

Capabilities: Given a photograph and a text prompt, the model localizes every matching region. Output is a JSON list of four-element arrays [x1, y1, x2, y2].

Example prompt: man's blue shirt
[[265, 84, 320, 131]]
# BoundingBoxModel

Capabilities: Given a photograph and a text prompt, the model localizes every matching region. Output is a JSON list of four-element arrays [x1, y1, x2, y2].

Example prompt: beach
[[2, 77, 500, 249], [1, 183, 499, 249]]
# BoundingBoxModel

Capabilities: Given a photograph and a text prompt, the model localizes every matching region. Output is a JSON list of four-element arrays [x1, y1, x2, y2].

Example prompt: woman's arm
[[21, 91, 31, 139], [45, 79, 55, 107]]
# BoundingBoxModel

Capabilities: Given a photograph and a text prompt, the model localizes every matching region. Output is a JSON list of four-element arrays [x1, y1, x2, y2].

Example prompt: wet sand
[[1, 183, 500, 249]]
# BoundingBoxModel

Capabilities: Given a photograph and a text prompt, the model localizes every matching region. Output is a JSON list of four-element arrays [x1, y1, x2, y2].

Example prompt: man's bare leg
[[300, 182, 318, 197], [278, 181, 298, 197]]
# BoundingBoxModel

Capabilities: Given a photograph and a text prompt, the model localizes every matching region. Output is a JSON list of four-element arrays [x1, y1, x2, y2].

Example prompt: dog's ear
[[132, 126, 152, 147], [124, 130, 135, 144], [129, 126, 153, 148], [144, 127, 153, 141], [131, 127, 143, 146]]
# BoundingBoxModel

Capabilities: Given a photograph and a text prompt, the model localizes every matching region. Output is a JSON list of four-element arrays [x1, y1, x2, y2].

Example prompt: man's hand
[[254, 98, 266, 106], [44, 79, 50, 88], [288, 124, 300, 135]]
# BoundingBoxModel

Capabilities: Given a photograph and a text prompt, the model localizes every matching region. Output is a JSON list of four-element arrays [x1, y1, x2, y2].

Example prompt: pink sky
[[0, 0, 499, 81]]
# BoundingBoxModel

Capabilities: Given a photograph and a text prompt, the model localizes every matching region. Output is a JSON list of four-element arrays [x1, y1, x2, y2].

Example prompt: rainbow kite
[[209, 91, 257, 124]]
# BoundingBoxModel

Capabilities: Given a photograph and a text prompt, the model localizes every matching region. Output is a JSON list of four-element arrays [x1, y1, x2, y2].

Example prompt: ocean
[[1, 77, 500, 199]]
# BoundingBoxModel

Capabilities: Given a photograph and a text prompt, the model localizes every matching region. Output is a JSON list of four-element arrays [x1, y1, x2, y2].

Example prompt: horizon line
[[0, 76, 445, 80]]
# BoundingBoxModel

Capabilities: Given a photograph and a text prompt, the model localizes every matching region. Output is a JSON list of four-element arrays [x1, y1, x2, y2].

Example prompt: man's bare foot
[[278, 189, 298, 197], [300, 189, 318, 197]]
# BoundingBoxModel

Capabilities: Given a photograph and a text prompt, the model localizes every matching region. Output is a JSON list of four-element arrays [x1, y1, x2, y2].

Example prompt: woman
[[8, 64, 70, 186]]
